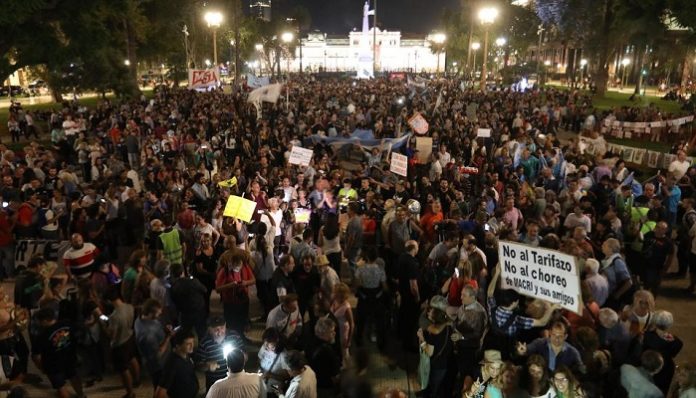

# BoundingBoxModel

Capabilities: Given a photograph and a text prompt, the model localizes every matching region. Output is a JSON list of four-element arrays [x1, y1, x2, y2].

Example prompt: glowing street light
[[281, 31, 295, 43], [495, 37, 506, 47], [579, 58, 588, 88], [205, 59, 212, 67], [204, 10, 223, 66], [478, 6, 498, 90], [471, 42, 481, 76], [621, 58, 631, 88], [432, 33, 447, 44], [544, 60, 551, 66], [124, 59, 131, 66], [431, 33, 447, 74]]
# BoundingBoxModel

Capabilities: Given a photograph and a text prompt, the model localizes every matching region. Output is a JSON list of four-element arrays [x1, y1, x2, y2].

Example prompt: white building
[[280, 28, 445, 74]]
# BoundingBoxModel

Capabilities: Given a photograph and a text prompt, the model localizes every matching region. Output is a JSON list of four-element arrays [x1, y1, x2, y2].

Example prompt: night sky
[[272, 0, 460, 34]]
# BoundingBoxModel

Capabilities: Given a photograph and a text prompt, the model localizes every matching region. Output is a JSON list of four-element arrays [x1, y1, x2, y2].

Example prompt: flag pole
[[373, 0, 377, 76]]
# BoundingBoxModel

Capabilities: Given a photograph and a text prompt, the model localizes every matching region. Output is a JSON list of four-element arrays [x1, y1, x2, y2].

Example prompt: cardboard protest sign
[[390, 153, 408, 177], [477, 128, 491, 138], [288, 146, 314, 166], [408, 113, 429, 135], [223, 196, 258, 222], [498, 241, 582, 314], [294, 208, 311, 224], [415, 137, 433, 163]]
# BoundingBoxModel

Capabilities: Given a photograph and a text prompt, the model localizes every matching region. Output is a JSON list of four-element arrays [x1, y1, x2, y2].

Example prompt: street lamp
[[204, 10, 223, 66], [478, 6, 498, 90], [621, 57, 630, 88], [205, 59, 212, 67], [124, 59, 131, 66], [495, 37, 506, 73], [579, 58, 588, 89], [432, 33, 446, 74], [471, 42, 481, 78], [281, 31, 294, 74]]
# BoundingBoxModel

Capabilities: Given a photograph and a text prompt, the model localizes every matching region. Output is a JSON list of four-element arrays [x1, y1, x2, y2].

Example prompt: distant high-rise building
[[250, 0, 271, 21]]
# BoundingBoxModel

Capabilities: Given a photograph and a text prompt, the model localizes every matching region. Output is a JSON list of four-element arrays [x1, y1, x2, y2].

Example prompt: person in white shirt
[[668, 150, 691, 180], [206, 349, 266, 398], [282, 350, 317, 398], [563, 205, 592, 234]]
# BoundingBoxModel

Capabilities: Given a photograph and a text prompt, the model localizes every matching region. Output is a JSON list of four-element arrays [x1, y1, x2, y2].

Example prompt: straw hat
[[315, 255, 331, 266], [480, 350, 503, 365]]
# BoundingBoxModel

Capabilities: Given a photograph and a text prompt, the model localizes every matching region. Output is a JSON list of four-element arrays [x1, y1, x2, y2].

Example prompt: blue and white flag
[[246, 73, 270, 88]]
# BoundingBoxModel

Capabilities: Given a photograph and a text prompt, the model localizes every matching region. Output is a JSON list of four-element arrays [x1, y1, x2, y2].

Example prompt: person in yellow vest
[[337, 178, 358, 211], [158, 217, 186, 269]]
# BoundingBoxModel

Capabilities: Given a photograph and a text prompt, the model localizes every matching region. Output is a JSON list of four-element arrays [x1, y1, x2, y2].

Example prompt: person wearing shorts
[[32, 308, 84, 398]]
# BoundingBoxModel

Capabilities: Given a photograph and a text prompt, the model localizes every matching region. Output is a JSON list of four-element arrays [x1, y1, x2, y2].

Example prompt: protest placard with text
[[498, 241, 582, 314]]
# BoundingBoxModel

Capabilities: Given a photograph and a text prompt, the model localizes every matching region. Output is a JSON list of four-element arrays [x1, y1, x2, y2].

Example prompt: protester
[[3, 76, 695, 398]]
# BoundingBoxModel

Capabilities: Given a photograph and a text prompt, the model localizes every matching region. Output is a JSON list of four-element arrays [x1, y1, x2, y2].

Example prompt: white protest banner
[[188, 68, 220, 90], [408, 113, 429, 135], [477, 128, 491, 138], [498, 241, 582, 314], [288, 146, 314, 166], [390, 152, 408, 177], [15, 240, 71, 270]]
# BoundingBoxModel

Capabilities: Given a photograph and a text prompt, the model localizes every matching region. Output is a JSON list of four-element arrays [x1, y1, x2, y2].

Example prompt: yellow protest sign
[[218, 176, 238, 188], [223, 195, 257, 222]]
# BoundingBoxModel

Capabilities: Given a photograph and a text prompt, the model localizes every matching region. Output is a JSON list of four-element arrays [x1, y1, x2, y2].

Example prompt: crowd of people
[[0, 75, 695, 398]]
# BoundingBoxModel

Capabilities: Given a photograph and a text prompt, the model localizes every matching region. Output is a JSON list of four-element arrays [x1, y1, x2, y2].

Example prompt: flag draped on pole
[[247, 83, 283, 104], [247, 83, 283, 120]]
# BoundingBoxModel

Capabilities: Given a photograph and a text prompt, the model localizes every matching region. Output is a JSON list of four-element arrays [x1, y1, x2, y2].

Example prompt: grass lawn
[[590, 91, 683, 115], [545, 84, 684, 115]]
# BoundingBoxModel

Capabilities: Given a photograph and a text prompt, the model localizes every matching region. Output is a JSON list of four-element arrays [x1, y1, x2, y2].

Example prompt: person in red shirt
[[215, 251, 256, 338], [420, 200, 444, 246]]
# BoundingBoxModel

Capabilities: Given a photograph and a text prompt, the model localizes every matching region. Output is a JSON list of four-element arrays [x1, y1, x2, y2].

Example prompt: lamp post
[[579, 58, 587, 89], [254, 44, 264, 75], [478, 7, 498, 91], [495, 37, 506, 74], [281, 31, 294, 74], [432, 33, 446, 75], [471, 42, 481, 80], [204, 11, 223, 67], [621, 58, 630, 89]]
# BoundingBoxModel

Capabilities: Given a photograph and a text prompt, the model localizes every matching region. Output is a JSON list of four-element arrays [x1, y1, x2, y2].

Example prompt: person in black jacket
[[169, 263, 208, 338]]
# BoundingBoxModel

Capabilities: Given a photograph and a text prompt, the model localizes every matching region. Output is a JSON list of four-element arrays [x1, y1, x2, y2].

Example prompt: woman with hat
[[464, 350, 504, 398], [416, 295, 454, 398]]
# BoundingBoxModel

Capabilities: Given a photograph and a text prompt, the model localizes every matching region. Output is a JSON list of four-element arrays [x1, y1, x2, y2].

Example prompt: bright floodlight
[[204, 11, 223, 28], [580, 58, 588, 66], [495, 37, 506, 46], [255, 43, 264, 51], [281, 32, 294, 43], [205, 59, 212, 67], [478, 7, 499, 25], [124, 59, 131, 66], [621, 58, 630, 66], [471, 42, 481, 50], [433, 33, 447, 44]]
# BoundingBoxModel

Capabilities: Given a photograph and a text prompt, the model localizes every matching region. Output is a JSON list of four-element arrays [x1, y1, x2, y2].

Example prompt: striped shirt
[[194, 333, 244, 388], [63, 243, 99, 279], [487, 296, 534, 337]]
